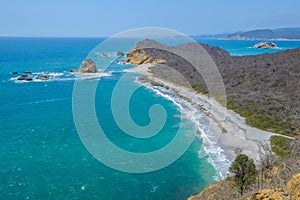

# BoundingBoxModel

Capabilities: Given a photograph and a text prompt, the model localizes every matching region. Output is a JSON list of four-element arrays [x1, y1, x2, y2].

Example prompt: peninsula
[[125, 39, 300, 199]]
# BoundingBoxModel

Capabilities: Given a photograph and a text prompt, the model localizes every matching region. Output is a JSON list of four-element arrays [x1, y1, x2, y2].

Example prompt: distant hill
[[196, 28, 300, 40]]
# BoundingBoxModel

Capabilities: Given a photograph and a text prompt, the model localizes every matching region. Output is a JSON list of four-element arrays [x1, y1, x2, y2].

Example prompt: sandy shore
[[125, 64, 153, 75], [128, 64, 282, 169]]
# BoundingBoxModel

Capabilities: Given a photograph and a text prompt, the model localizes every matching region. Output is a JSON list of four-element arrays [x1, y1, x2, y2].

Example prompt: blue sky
[[0, 0, 299, 37]]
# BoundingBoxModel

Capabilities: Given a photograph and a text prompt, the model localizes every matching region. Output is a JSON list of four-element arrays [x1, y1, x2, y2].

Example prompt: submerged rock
[[79, 59, 97, 73], [11, 72, 18, 74], [35, 75, 49, 80], [23, 71, 33, 74], [17, 76, 33, 81], [253, 42, 278, 49]]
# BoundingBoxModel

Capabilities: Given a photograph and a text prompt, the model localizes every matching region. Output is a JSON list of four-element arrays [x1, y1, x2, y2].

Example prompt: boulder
[[253, 42, 278, 49], [11, 72, 18, 74], [23, 71, 33, 74], [35, 75, 49, 80], [17, 76, 33, 81], [79, 59, 97, 73]]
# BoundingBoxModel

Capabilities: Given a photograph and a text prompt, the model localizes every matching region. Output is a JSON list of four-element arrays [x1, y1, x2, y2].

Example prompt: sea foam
[[142, 81, 231, 180]]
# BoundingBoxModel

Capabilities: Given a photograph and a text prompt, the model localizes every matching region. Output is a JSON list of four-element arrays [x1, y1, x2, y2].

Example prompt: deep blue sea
[[1, 37, 300, 200]]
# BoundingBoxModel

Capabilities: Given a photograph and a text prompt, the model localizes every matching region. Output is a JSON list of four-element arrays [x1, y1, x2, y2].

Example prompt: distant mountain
[[196, 28, 300, 40]]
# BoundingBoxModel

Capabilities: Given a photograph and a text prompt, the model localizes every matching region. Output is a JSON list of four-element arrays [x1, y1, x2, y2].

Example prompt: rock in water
[[35, 75, 49, 80], [253, 42, 278, 49], [117, 51, 125, 56], [79, 59, 97, 73], [17, 76, 33, 81]]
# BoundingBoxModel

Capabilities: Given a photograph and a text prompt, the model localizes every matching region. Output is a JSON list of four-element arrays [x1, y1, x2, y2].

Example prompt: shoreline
[[128, 64, 279, 175]]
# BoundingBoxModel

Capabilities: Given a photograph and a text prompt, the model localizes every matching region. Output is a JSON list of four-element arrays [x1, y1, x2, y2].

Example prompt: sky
[[0, 0, 299, 37]]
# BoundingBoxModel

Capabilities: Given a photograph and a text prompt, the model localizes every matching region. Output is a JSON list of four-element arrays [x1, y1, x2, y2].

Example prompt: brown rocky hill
[[188, 173, 300, 200], [125, 39, 300, 135]]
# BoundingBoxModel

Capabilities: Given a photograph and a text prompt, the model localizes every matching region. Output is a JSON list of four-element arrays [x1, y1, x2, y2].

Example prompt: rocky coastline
[[11, 58, 99, 82]]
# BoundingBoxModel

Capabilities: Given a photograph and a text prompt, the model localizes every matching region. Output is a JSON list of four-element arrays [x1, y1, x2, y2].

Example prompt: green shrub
[[192, 83, 208, 94], [270, 135, 292, 157]]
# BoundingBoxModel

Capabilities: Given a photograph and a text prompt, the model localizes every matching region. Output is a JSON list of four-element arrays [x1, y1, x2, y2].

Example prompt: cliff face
[[124, 47, 167, 65], [188, 178, 236, 200], [125, 39, 300, 135], [248, 173, 300, 200]]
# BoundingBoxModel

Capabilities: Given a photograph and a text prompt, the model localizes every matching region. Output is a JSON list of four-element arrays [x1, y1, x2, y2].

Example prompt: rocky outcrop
[[247, 174, 300, 200], [253, 42, 278, 49], [248, 189, 285, 200], [79, 59, 97, 73], [125, 48, 166, 64], [188, 174, 300, 200], [188, 179, 235, 200], [285, 173, 300, 200], [125, 40, 167, 65]]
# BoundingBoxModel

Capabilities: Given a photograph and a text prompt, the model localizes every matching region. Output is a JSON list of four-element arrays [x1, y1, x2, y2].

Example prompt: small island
[[253, 42, 278, 49], [77, 58, 98, 73]]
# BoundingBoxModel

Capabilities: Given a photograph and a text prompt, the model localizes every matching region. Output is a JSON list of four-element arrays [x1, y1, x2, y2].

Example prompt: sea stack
[[79, 59, 97, 73], [253, 42, 278, 49]]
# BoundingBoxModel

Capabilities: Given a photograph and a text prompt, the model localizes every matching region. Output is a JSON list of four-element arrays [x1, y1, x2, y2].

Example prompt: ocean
[[1, 37, 300, 200]]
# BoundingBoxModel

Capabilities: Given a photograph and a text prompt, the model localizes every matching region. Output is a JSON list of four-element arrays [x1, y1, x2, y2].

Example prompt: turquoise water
[[1, 37, 300, 200]]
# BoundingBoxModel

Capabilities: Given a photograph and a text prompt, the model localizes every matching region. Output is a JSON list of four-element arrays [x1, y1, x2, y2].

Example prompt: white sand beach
[[127, 64, 281, 165]]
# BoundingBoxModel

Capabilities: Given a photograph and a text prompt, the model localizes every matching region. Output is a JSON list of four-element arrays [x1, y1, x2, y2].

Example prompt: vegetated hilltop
[[126, 39, 300, 136]]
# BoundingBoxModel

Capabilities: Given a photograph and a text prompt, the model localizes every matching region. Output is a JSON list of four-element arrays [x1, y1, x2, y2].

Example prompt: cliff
[[124, 41, 167, 65]]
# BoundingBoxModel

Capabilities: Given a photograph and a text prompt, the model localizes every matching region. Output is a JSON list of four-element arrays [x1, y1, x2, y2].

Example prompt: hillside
[[125, 39, 300, 135], [125, 39, 300, 199]]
